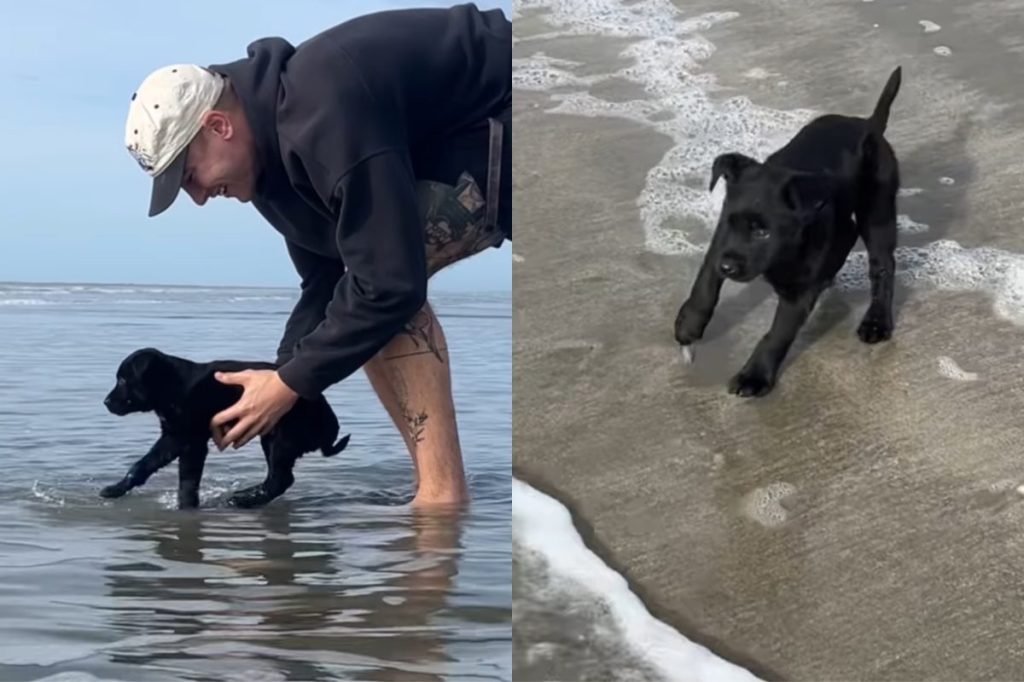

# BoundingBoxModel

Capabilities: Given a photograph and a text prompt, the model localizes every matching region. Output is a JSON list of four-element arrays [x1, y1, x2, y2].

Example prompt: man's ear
[[781, 172, 833, 216], [202, 110, 233, 140], [709, 152, 760, 192]]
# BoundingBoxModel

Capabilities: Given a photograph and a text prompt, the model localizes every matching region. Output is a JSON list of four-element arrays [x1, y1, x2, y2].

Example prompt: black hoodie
[[208, 3, 512, 398]]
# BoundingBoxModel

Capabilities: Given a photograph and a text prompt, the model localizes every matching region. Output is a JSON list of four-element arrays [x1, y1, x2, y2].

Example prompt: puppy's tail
[[321, 433, 350, 457], [868, 66, 902, 133]]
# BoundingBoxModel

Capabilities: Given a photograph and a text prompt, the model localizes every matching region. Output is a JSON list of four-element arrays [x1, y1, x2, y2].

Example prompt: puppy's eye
[[117, 377, 126, 387], [750, 222, 770, 239]]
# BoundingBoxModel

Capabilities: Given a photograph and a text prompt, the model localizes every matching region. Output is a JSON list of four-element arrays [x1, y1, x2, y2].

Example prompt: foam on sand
[[513, 478, 763, 682], [937, 356, 979, 382], [741, 483, 797, 528], [897, 214, 930, 234], [837, 240, 1024, 327]]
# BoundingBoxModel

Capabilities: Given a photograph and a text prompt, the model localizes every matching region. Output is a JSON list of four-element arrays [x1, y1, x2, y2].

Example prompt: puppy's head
[[104, 347, 172, 415], [709, 152, 833, 282]]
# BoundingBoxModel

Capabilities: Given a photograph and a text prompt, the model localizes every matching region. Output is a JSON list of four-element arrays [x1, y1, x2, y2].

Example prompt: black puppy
[[674, 67, 903, 398], [100, 347, 349, 509]]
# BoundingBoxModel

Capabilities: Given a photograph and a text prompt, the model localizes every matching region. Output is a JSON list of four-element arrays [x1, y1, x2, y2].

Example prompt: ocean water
[[0, 282, 511, 682]]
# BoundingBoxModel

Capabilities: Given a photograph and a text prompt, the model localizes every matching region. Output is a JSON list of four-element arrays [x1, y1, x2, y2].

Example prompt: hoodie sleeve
[[275, 240, 345, 366], [276, 149, 428, 398]]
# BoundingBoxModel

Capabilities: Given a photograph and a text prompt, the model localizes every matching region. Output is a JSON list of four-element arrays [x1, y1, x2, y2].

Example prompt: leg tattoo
[[406, 411, 429, 445], [399, 309, 446, 363]]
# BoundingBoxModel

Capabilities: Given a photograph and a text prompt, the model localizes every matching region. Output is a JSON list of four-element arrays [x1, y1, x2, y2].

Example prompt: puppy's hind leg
[[100, 434, 179, 499], [227, 437, 297, 509], [855, 174, 899, 344], [176, 443, 209, 510]]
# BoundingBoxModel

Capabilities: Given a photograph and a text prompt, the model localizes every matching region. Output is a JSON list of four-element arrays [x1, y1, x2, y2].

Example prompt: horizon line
[[0, 278, 511, 294]]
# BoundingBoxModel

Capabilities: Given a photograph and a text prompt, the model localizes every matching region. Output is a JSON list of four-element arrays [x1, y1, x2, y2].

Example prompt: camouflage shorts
[[416, 172, 504, 277]]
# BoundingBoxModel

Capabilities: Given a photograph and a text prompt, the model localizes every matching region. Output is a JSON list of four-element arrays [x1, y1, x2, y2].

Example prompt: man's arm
[[276, 241, 345, 366], [276, 150, 428, 398]]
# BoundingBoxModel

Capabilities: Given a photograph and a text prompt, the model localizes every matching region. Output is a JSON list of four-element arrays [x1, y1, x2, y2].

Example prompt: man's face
[[181, 111, 258, 205]]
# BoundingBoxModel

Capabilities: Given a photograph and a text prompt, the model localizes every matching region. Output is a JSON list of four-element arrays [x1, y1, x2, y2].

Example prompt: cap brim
[[148, 149, 187, 217]]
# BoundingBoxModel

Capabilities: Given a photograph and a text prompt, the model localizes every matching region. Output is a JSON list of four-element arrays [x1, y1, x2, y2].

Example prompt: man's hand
[[210, 370, 299, 450]]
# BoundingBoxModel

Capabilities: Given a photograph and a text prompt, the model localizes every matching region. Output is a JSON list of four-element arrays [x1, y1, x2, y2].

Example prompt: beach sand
[[513, 0, 1024, 679]]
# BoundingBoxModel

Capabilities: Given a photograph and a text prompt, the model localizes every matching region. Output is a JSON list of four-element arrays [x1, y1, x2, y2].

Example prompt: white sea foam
[[0, 298, 52, 306], [515, 0, 1024, 327], [837, 240, 1024, 326], [897, 214, 930, 234], [514, 0, 813, 255], [937, 356, 979, 382], [741, 483, 797, 528], [919, 20, 941, 33], [513, 479, 762, 682]]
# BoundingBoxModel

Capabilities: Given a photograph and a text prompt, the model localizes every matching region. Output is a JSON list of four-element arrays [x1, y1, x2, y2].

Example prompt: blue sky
[[0, 0, 511, 291]]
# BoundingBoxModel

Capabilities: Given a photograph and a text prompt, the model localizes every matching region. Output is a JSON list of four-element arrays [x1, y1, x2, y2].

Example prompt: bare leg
[[363, 173, 502, 507], [363, 302, 468, 507]]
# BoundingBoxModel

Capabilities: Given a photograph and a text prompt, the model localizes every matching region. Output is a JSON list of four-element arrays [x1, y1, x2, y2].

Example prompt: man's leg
[[365, 125, 508, 507], [363, 303, 468, 506]]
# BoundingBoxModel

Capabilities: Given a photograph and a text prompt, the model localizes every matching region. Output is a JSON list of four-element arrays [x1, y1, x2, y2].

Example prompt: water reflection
[[94, 502, 466, 681]]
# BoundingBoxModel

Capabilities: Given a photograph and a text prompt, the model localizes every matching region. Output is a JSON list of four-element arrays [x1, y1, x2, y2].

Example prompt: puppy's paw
[[177, 494, 200, 510], [728, 370, 776, 398], [100, 482, 129, 499], [227, 486, 268, 509], [674, 303, 708, 346], [857, 314, 893, 344]]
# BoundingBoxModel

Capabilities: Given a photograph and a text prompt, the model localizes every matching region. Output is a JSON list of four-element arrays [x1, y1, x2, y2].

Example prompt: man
[[123, 3, 512, 506]]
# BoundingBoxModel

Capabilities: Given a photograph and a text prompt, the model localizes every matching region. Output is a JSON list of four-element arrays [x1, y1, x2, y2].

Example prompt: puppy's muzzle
[[718, 254, 746, 280], [104, 393, 130, 415]]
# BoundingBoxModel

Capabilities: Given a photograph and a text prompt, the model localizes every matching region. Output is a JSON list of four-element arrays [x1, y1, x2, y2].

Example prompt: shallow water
[[0, 283, 511, 682]]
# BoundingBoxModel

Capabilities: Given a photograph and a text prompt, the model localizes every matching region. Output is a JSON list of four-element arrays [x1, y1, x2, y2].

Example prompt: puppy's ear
[[709, 153, 759, 192], [132, 350, 168, 384], [781, 173, 833, 216]]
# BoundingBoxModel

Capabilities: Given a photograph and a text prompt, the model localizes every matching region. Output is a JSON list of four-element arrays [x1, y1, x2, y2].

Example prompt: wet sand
[[513, 0, 1024, 679]]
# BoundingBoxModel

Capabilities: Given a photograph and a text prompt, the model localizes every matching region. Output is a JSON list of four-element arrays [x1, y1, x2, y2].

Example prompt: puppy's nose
[[719, 257, 742, 277]]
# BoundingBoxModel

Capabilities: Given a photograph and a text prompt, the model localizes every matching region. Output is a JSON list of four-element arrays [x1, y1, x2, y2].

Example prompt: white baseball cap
[[124, 64, 226, 217]]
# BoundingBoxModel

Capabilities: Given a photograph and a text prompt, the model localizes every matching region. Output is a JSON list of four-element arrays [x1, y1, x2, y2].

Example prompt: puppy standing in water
[[100, 348, 349, 509], [674, 67, 903, 397]]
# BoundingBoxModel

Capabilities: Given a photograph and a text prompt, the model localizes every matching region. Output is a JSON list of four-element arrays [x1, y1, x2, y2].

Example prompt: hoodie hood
[[207, 37, 295, 195]]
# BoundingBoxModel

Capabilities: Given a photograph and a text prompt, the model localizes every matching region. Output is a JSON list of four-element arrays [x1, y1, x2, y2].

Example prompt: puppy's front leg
[[674, 248, 726, 346], [100, 434, 179, 499], [729, 289, 822, 398]]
